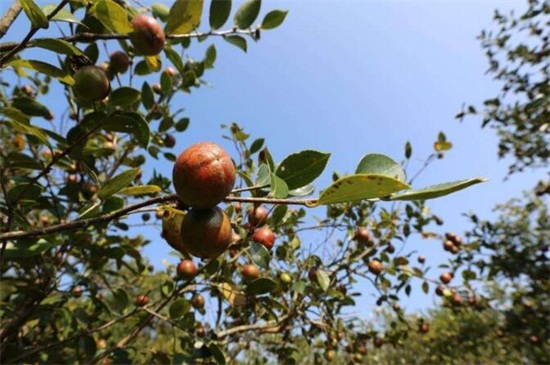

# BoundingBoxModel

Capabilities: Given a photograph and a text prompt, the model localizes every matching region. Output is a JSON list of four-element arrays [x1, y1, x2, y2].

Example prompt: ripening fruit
[[373, 338, 383, 348], [354, 227, 371, 245], [418, 255, 426, 264], [173, 142, 236, 208], [109, 51, 130, 74], [72, 286, 83, 298], [280, 272, 292, 284], [443, 240, 455, 252], [135, 295, 149, 307], [435, 286, 444, 296], [191, 294, 205, 309], [177, 259, 197, 280], [129, 14, 165, 56], [440, 272, 453, 284], [252, 226, 275, 250], [73, 66, 110, 102], [141, 213, 150, 222], [247, 206, 269, 226], [324, 349, 336, 361], [163, 134, 176, 148], [368, 260, 383, 275], [241, 264, 260, 281], [419, 323, 430, 334], [180, 207, 232, 259]]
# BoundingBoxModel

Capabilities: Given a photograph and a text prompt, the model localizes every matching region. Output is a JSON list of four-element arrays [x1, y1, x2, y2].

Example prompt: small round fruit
[[180, 207, 232, 259], [368, 260, 383, 275], [164, 67, 177, 77], [443, 240, 455, 252], [324, 350, 336, 361], [435, 286, 444, 296], [129, 14, 165, 56], [440, 272, 453, 284], [173, 142, 236, 208], [135, 295, 148, 307], [280, 272, 292, 284], [191, 294, 205, 309], [73, 66, 110, 102], [177, 259, 197, 280], [373, 337, 383, 348], [418, 255, 426, 264], [252, 226, 275, 250], [109, 51, 130, 74], [354, 227, 371, 244], [419, 323, 430, 334], [142, 213, 151, 222], [163, 134, 176, 148], [241, 264, 260, 281], [161, 210, 186, 253], [247, 206, 269, 226], [72, 286, 83, 298]]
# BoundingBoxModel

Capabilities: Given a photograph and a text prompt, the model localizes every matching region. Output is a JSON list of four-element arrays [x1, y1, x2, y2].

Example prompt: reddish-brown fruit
[[96, 338, 107, 350], [130, 14, 165, 56], [173, 142, 236, 208], [373, 338, 383, 348], [440, 272, 453, 284], [247, 206, 269, 226], [177, 260, 197, 280], [435, 286, 444, 296], [368, 260, 383, 275], [418, 255, 426, 264], [164, 67, 177, 77], [354, 228, 372, 245], [73, 66, 110, 101], [385, 244, 395, 254], [191, 294, 205, 309], [152, 83, 162, 94], [109, 51, 130, 74], [163, 134, 176, 148], [451, 293, 463, 306], [241, 264, 260, 281], [180, 207, 232, 259], [195, 325, 205, 337], [443, 240, 455, 252], [141, 213, 150, 222], [252, 226, 275, 250], [356, 345, 367, 355], [419, 323, 430, 334], [72, 286, 83, 298], [445, 232, 457, 242], [135, 295, 148, 307], [529, 335, 540, 345]]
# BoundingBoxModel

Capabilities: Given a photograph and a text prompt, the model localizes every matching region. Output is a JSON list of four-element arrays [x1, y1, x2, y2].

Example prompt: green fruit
[[180, 207, 232, 259], [73, 66, 110, 101], [161, 210, 186, 254], [129, 14, 165, 56], [173, 142, 236, 208]]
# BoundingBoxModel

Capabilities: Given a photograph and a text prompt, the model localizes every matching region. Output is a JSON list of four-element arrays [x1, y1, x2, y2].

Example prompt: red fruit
[[72, 286, 83, 298], [173, 142, 236, 208], [435, 286, 444, 296], [373, 338, 383, 348], [247, 206, 269, 226], [252, 226, 275, 250], [135, 295, 148, 307], [177, 259, 197, 280], [73, 66, 110, 101], [368, 260, 383, 275], [419, 323, 430, 334], [440, 272, 453, 284], [418, 255, 426, 264], [180, 207, 232, 259], [109, 51, 130, 74], [191, 294, 205, 309], [130, 14, 165, 56], [443, 240, 455, 252], [354, 228, 371, 244], [241, 264, 260, 281]]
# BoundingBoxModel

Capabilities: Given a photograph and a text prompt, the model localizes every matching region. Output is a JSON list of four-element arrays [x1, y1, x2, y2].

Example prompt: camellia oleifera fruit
[[173, 142, 236, 208], [73, 66, 110, 102], [161, 209, 186, 254], [129, 14, 165, 56], [109, 51, 130, 74], [180, 207, 232, 259]]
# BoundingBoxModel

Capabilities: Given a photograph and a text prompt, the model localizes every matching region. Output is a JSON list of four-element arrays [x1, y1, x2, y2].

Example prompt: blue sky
[[3, 1, 543, 314]]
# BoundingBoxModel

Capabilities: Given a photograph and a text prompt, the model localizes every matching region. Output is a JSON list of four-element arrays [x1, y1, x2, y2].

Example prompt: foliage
[[456, 0, 550, 175]]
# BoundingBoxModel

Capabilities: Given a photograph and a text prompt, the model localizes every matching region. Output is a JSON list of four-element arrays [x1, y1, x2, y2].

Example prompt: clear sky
[[2, 0, 543, 314]]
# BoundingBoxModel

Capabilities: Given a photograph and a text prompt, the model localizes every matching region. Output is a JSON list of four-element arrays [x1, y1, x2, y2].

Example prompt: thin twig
[[0, 1, 22, 40]]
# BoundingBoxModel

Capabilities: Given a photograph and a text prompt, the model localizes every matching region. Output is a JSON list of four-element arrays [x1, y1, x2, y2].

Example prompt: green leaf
[[270, 173, 288, 199], [261, 10, 288, 30], [422, 281, 429, 294], [109, 87, 141, 107], [42, 3, 83, 25], [1, 118, 50, 147], [7, 59, 74, 85], [165, 0, 203, 35], [316, 269, 330, 292], [386, 178, 487, 201], [209, 0, 231, 30], [103, 113, 150, 148], [313, 174, 411, 206], [234, 0, 261, 29], [289, 184, 315, 197], [207, 342, 227, 364], [98, 168, 141, 199], [12, 97, 51, 118], [355, 153, 406, 182], [250, 242, 270, 269], [2, 239, 55, 258], [7, 152, 43, 170], [249, 138, 264, 154], [169, 298, 190, 319], [204, 44, 217, 69], [164, 48, 185, 74], [112, 288, 129, 312], [224, 35, 247, 52], [20, 0, 49, 29], [276, 150, 330, 190], [246, 278, 277, 295], [33, 38, 83, 56], [91, 0, 133, 34], [152, 3, 170, 21], [141, 82, 154, 110], [119, 185, 161, 196]]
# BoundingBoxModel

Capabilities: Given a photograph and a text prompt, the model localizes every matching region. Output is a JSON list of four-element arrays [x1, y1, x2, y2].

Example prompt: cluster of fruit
[[72, 14, 165, 102], [442, 232, 462, 254]]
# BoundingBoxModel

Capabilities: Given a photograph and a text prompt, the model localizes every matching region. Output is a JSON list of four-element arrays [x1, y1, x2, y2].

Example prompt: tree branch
[[215, 315, 290, 339], [0, 28, 259, 56], [0, 0, 70, 67], [0, 1, 22, 40]]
